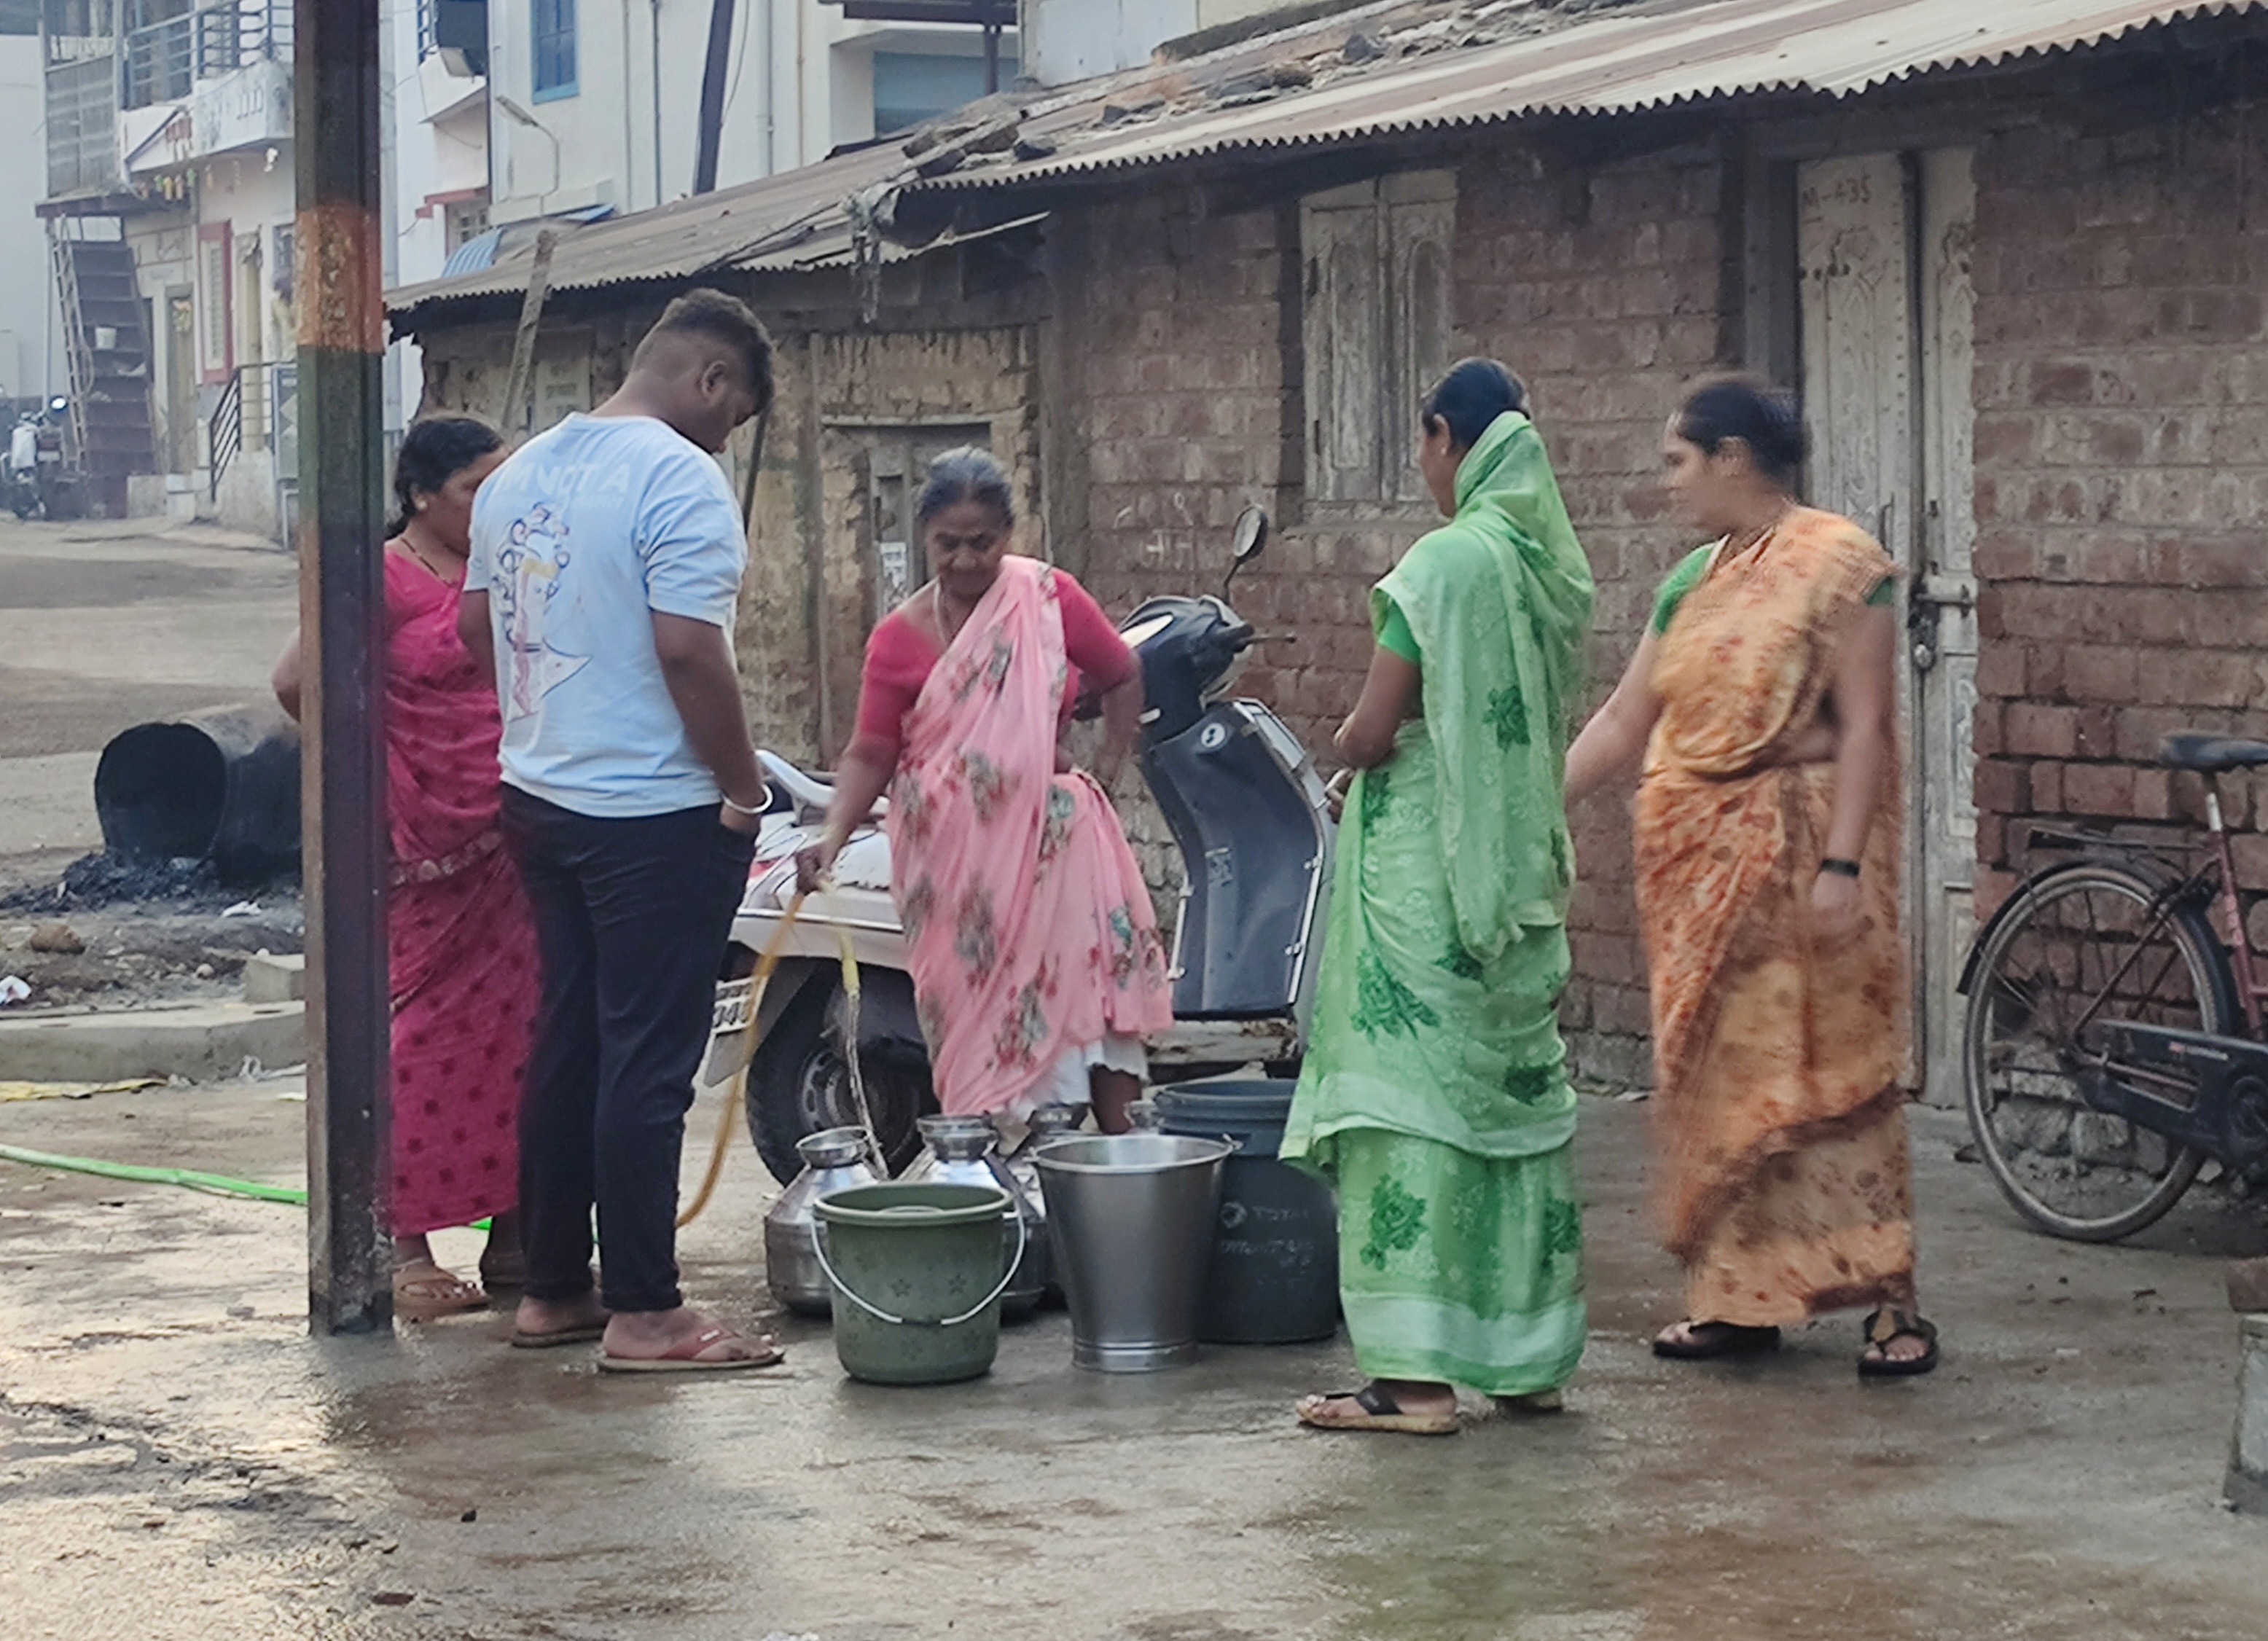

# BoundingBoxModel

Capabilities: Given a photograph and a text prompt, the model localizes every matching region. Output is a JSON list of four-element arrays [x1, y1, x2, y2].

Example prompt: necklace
[[1708, 504, 1794, 579], [396, 526, 466, 587], [930, 579, 971, 648]]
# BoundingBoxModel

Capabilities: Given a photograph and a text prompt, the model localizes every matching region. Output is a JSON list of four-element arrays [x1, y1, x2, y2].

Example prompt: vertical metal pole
[[984, 23, 1001, 96], [297, 0, 392, 1337]]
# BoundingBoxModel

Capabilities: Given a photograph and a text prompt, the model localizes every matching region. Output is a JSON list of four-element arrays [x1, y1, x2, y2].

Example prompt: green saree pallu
[[1282, 411, 1595, 1397]]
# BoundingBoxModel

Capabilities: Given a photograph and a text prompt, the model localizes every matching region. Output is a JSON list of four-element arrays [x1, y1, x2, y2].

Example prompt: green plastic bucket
[[813, 1182, 1024, 1385]]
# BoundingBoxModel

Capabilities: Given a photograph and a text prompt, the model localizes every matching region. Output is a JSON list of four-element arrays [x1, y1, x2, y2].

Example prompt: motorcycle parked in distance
[[714, 506, 1336, 1183], [8, 412, 42, 520]]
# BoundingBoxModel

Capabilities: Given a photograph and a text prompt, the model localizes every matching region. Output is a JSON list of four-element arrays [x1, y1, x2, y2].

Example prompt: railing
[[125, 4, 294, 110], [198, 1, 293, 77], [209, 359, 296, 501], [125, 12, 194, 109]]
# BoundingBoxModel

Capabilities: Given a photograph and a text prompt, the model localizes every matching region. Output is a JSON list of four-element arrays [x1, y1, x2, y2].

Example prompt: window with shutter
[[1301, 184, 1383, 505], [1300, 171, 1456, 509], [1385, 173, 1457, 506]]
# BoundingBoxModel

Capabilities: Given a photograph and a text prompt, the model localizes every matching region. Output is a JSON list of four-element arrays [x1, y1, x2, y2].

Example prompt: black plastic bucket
[[94, 705, 301, 883], [1155, 1078, 1339, 1345]]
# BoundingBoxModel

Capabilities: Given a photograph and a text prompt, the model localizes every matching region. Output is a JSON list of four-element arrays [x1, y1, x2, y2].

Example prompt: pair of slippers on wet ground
[[399, 1261, 782, 1373], [1297, 1309, 1939, 1435]]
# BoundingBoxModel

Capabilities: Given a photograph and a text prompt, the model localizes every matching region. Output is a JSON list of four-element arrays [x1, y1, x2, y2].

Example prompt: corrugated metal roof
[[911, 0, 2268, 194], [389, 140, 920, 317], [391, 0, 2265, 320], [439, 226, 504, 278]]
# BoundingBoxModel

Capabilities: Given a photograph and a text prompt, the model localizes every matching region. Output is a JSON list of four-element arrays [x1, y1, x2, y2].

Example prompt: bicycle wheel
[[1963, 861, 2229, 1241]]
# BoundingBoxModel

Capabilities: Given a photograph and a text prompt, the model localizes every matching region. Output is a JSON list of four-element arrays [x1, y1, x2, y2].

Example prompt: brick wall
[[1460, 138, 1733, 1086], [1971, 102, 2268, 911], [1058, 137, 1735, 1084], [1055, 187, 1305, 898], [802, 327, 1042, 764]]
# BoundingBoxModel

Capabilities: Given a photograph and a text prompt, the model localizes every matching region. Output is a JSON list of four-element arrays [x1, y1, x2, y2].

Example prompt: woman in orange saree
[[1566, 376, 1938, 1376]]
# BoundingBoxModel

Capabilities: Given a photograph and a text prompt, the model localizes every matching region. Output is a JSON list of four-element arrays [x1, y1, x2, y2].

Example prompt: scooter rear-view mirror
[[1223, 506, 1270, 600]]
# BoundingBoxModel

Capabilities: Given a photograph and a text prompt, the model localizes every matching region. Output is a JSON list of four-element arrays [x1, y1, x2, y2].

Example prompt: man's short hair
[[637, 288, 776, 417]]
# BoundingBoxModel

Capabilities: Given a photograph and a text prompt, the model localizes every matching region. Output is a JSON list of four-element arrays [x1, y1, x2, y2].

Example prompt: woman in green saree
[[1287, 360, 1596, 1436]]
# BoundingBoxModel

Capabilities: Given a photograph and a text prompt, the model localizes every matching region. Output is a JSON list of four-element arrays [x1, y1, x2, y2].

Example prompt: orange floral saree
[[1634, 506, 1916, 1328]]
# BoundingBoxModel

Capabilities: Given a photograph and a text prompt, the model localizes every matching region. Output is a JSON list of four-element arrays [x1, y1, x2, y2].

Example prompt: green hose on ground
[[0, 1143, 494, 1231], [0, 1142, 308, 1205]]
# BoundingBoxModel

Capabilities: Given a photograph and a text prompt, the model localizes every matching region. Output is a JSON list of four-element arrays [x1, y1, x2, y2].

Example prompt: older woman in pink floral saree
[[799, 449, 1171, 1128]]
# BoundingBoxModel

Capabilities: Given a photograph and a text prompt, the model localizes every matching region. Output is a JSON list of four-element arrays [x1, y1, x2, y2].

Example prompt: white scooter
[[712, 509, 1336, 1183]]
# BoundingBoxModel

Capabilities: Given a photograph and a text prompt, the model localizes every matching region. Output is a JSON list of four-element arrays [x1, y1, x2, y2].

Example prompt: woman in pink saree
[[274, 415, 537, 1317], [799, 449, 1171, 1129]]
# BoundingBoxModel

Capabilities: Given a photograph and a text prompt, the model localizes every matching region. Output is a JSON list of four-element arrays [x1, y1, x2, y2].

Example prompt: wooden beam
[[499, 228, 558, 434], [295, 0, 391, 1338]]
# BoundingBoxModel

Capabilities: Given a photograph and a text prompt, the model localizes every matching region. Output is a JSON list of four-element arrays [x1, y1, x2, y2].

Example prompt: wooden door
[[1798, 150, 1978, 1105], [1913, 150, 1981, 1111]]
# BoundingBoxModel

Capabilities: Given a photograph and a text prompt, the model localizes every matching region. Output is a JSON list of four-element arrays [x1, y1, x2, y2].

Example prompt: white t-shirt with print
[[467, 413, 746, 818]]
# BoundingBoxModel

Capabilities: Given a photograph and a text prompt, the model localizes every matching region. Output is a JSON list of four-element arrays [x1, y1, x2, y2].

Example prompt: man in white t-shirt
[[460, 289, 779, 1372]]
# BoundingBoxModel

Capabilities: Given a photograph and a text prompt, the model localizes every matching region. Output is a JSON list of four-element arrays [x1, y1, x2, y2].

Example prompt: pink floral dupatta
[[889, 555, 1172, 1116]]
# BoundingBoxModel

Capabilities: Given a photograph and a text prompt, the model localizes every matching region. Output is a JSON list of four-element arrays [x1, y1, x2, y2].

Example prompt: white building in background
[[1017, 0, 1294, 84], [387, 1, 1022, 428], [475, 0, 1016, 226], [23, 1, 1039, 529], [36, 1, 297, 536], [386, 0, 495, 436], [1, 4, 65, 413]]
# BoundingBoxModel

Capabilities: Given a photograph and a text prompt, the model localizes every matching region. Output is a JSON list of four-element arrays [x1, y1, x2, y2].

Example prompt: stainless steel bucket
[[1034, 1133, 1233, 1372]]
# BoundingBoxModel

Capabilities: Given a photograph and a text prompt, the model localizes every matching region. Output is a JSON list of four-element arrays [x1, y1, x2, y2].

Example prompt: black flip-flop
[[1297, 1385, 1460, 1436], [1858, 1309, 1939, 1378], [1652, 1320, 1782, 1360]]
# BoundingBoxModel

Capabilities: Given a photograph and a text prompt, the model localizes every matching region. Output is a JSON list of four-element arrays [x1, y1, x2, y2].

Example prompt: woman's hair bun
[[1673, 374, 1807, 487]]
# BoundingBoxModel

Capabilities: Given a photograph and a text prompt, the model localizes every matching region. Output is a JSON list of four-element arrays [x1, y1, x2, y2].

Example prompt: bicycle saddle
[[2159, 733, 2268, 772]]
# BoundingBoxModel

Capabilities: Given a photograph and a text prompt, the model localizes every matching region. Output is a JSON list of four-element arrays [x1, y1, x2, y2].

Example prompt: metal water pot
[[1007, 1105, 1081, 1302], [765, 1126, 885, 1316], [899, 1114, 1047, 1318]]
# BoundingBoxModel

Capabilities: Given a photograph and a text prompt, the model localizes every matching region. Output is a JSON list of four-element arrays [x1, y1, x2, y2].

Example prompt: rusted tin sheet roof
[[912, 0, 2268, 195], [388, 139, 925, 318], [391, 0, 2263, 320]]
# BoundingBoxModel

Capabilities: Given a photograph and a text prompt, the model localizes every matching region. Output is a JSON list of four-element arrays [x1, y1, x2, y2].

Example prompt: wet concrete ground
[[3, 1079, 2264, 1640]]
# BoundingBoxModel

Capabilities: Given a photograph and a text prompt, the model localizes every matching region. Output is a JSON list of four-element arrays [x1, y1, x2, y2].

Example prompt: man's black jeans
[[501, 788, 755, 1313]]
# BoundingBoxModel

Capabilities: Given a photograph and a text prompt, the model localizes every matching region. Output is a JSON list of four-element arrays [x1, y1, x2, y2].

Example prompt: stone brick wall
[[801, 326, 1042, 764], [404, 284, 1044, 771], [1970, 102, 2268, 912], [1460, 138, 1733, 1086], [1057, 137, 1735, 1084]]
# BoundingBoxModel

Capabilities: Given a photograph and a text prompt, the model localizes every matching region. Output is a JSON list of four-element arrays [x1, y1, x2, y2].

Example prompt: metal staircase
[[47, 221, 160, 517]]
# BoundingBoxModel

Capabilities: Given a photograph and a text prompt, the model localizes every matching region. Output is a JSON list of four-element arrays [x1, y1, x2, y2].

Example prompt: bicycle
[[1959, 733, 2268, 1241]]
